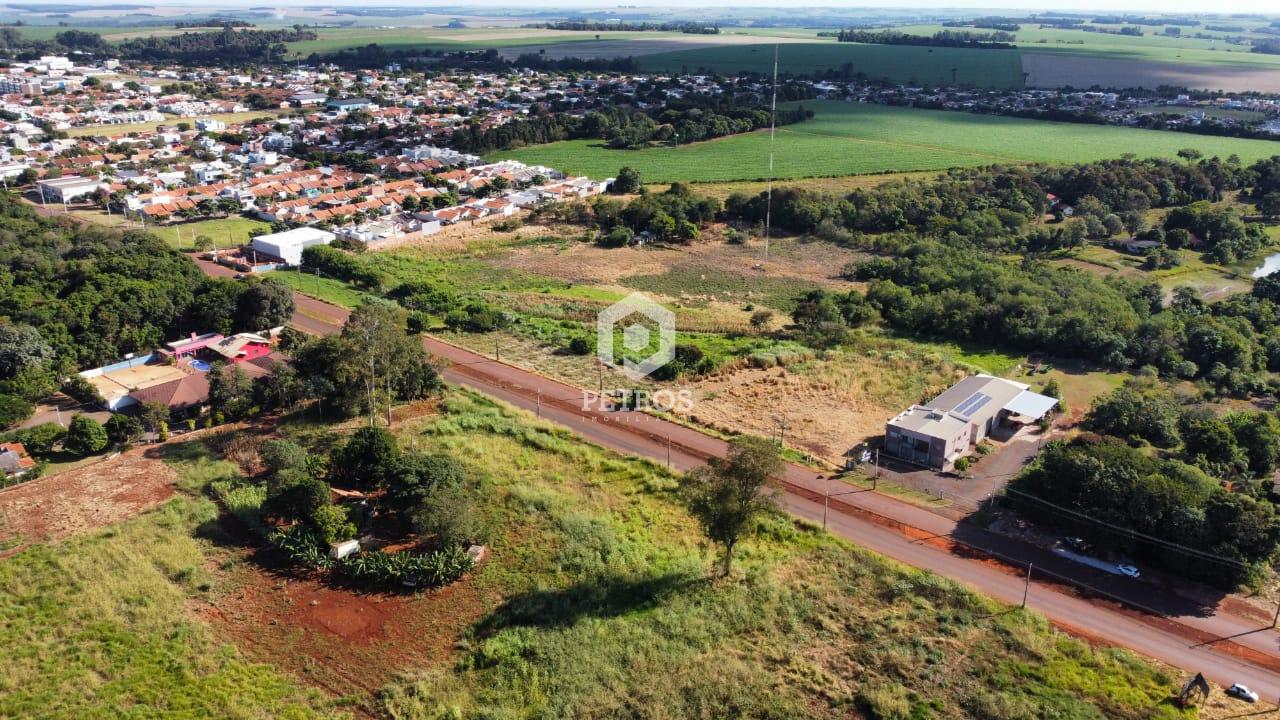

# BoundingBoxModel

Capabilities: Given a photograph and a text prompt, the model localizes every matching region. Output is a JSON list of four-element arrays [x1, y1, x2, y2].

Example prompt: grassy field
[[638, 43, 1026, 87], [0, 450, 344, 718], [69, 211, 270, 251], [492, 101, 1280, 183], [0, 387, 1205, 717], [65, 110, 287, 139], [286, 28, 684, 56]]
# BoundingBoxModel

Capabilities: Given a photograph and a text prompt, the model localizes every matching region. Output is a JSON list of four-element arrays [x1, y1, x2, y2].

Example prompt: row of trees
[[835, 29, 1016, 48], [2, 26, 316, 65], [446, 98, 811, 155]]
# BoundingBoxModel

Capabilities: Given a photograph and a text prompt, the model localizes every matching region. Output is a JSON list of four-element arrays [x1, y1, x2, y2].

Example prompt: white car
[[1116, 564, 1141, 579], [1226, 683, 1260, 703]]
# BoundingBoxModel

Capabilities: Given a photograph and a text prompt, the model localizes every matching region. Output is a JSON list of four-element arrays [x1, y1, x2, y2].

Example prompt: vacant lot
[[0, 447, 342, 719], [0, 450, 177, 549], [70, 210, 270, 250], [65, 110, 286, 138], [493, 102, 1280, 183]]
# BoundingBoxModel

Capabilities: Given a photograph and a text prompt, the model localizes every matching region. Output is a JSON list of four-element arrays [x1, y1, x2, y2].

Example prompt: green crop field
[[891, 23, 1280, 69], [637, 43, 1026, 88], [491, 101, 1280, 183], [287, 28, 682, 56]]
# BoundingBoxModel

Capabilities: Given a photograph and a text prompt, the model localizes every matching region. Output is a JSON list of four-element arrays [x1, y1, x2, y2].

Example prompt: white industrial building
[[36, 175, 101, 203], [250, 227, 335, 266]]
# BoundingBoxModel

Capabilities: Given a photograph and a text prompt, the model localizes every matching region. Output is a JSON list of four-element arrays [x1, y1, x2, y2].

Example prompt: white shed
[[250, 226, 335, 266]]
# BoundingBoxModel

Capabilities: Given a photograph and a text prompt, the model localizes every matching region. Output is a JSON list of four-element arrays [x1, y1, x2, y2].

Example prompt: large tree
[[0, 323, 54, 380], [680, 435, 783, 576], [336, 304, 439, 424], [235, 277, 295, 332], [64, 415, 108, 456]]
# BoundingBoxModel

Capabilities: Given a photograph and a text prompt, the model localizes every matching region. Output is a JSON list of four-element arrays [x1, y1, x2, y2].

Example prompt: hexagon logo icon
[[597, 292, 675, 380]]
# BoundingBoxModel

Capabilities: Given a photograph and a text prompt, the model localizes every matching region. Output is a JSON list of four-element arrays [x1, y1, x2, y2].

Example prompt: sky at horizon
[[66, 0, 1280, 13]]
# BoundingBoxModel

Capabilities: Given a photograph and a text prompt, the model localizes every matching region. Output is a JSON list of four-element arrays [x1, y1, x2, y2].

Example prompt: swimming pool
[[190, 359, 211, 372]]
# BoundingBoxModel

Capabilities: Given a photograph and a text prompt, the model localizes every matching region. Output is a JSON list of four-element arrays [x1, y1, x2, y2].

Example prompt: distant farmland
[[491, 101, 1280, 184], [636, 44, 1027, 88]]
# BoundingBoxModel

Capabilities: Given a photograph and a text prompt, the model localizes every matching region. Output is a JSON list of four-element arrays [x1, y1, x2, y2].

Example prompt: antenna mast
[[763, 43, 778, 262]]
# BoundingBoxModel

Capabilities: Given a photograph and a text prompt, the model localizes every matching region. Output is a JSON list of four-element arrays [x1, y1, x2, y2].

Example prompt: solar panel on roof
[[953, 392, 985, 416], [960, 394, 993, 418]]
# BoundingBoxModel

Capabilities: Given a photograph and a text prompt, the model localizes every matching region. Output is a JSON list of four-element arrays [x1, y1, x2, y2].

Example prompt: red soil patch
[[0, 449, 177, 551], [193, 542, 492, 715]]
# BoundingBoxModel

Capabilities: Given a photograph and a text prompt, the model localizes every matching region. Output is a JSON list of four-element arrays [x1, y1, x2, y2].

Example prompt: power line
[[1003, 487, 1246, 570]]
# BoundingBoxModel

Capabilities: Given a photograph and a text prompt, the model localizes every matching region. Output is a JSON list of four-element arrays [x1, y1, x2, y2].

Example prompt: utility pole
[[763, 42, 779, 262], [1021, 563, 1033, 609], [666, 434, 672, 469], [822, 476, 829, 530], [1273, 600, 1280, 629], [536, 389, 541, 418]]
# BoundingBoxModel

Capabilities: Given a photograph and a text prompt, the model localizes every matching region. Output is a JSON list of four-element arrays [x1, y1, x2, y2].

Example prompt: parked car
[[1116, 564, 1141, 579], [1226, 683, 1259, 702]]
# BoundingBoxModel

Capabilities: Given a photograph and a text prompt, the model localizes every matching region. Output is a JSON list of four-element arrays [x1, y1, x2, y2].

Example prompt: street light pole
[[822, 476, 829, 530], [1021, 563, 1033, 609]]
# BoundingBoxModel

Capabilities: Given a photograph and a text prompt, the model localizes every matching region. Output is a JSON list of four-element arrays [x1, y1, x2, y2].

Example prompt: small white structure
[[250, 226, 335, 266], [330, 539, 360, 560]]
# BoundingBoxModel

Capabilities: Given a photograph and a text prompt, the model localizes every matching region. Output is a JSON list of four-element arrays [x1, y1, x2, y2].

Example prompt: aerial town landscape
[[9, 1, 1280, 718]]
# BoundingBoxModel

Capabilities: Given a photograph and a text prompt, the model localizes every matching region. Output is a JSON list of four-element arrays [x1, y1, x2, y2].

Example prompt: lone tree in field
[[680, 435, 783, 576]]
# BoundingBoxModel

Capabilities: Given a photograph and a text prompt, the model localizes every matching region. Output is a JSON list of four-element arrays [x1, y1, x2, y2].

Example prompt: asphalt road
[[198, 257, 1280, 699]]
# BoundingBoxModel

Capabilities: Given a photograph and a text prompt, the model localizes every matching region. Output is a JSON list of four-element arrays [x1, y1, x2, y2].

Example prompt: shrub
[[0, 393, 33, 429], [311, 504, 357, 545], [12, 422, 64, 454], [64, 415, 108, 456], [104, 414, 143, 445], [567, 337, 592, 355]]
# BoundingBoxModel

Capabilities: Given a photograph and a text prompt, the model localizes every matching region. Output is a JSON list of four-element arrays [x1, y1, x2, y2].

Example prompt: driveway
[[876, 426, 1049, 510], [20, 393, 110, 430]]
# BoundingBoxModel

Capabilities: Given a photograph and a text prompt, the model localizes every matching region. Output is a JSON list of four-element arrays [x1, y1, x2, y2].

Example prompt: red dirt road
[[197, 261, 1280, 696]]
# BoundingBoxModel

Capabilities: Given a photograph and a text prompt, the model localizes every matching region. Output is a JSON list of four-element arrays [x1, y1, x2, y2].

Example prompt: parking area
[[877, 425, 1050, 511]]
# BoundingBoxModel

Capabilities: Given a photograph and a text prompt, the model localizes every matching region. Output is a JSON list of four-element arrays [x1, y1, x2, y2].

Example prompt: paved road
[[196, 258, 1280, 698]]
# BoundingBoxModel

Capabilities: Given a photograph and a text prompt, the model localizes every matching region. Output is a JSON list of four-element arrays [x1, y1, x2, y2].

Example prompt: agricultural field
[[0, 389, 1209, 718], [891, 22, 1280, 69], [491, 101, 1280, 184], [637, 43, 1026, 87]]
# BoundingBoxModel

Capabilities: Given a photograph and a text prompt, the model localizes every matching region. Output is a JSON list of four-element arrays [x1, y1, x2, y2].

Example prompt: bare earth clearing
[[191, 544, 490, 710], [1022, 52, 1280, 93], [0, 450, 177, 550]]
